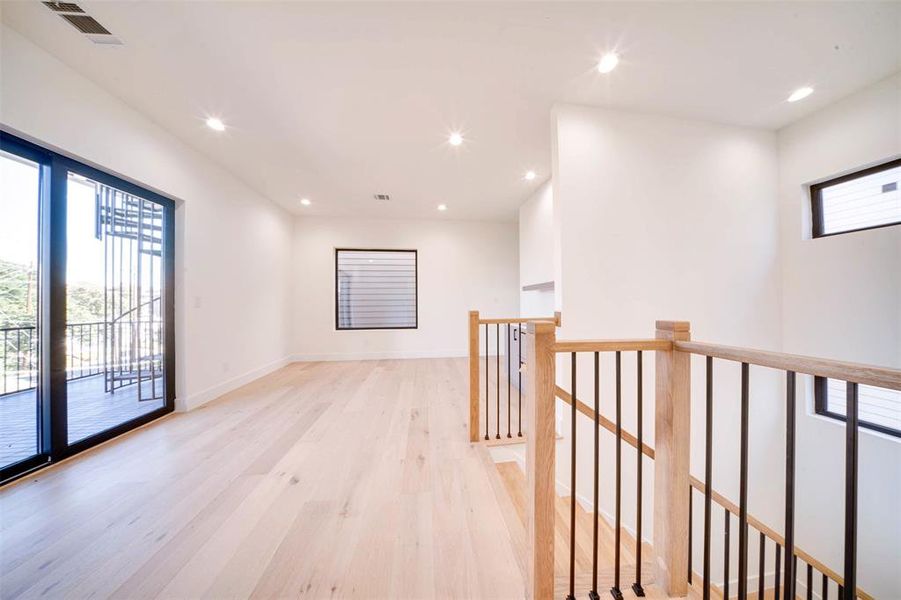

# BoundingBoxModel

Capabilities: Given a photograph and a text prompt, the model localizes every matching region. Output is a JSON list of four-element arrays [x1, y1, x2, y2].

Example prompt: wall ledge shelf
[[521, 281, 554, 292]]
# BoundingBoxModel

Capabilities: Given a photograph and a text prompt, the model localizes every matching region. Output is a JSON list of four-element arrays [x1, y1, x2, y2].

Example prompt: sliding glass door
[[65, 175, 168, 444], [0, 149, 44, 474], [0, 132, 175, 483]]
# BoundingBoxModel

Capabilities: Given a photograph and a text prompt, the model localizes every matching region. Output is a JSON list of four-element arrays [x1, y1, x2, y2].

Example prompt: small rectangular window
[[810, 158, 901, 237], [335, 249, 417, 330], [814, 377, 901, 438]]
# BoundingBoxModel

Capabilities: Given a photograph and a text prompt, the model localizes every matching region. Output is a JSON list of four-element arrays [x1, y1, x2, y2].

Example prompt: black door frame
[[0, 131, 176, 484]]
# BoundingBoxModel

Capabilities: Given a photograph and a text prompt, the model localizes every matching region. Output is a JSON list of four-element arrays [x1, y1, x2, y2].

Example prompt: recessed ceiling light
[[437, 204, 448, 211], [448, 132, 463, 146], [300, 198, 311, 206], [597, 52, 619, 74], [205, 116, 226, 131], [524, 170, 536, 181], [787, 87, 814, 103]]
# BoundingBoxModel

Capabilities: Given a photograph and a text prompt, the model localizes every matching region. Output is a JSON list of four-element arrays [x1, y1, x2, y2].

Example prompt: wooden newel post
[[469, 310, 480, 442], [524, 321, 556, 600], [653, 320, 692, 596]]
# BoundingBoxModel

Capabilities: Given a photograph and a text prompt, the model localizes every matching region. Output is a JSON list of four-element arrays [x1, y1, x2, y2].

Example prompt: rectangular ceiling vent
[[43, 2, 123, 45], [373, 194, 391, 201], [42, 2, 84, 13]]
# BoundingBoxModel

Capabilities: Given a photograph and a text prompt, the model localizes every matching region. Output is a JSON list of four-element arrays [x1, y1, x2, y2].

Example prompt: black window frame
[[810, 158, 901, 238], [0, 130, 176, 485], [334, 248, 418, 331], [814, 376, 900, 439]]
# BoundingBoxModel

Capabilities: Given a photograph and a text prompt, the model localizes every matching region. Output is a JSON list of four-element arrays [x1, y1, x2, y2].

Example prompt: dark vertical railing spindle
[[484, 323, 489, 441], [774, 543, 782, 600], [688, 489, 693, 585], [632, 350, 645, 597], [822, 573, 828, 600], [724, 509, 731, 600], [738, 362, 750, 600], [590, 352, 600, 600], [785, 371, 797, 600], [495, 324, 500, 439], [566, 352, 576, 600], [844, 382, 858, 600], [758, 532, 765, 600], [506, 323, 511, 438], [517, 323, 522, 437], [611, 351, 623, 600], [807, 563, 813, 600], [703, 355, 713, 600]]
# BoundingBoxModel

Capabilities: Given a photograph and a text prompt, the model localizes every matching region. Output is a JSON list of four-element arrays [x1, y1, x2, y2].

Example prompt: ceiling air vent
[[43, 1, 122, 45], [42, 2, 84, 13], [61, 14, 111, 35], [373, 194, 391, 201]]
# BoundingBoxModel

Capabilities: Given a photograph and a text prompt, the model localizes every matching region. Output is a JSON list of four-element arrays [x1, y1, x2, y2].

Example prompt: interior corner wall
[[518, 180, 555, 317], [291, 215, 518, 361], [777, 73, 901, 598], [1, 25, 295, 412], [551, 104, 783, 586]]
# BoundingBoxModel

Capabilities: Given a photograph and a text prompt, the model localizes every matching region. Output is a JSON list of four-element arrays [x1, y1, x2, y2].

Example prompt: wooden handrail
[[688, 477, 874, 600], [479, 312, 561, 326], [473, 313, 893, 599], [676, 340, 901, 391], [554, 385, 655, 459], [554, 339, 671, 353]]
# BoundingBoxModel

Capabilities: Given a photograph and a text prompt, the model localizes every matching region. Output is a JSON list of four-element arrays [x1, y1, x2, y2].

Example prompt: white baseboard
[[179, 355, 292, 412], [290, 349, 467, 362], [178, 351, 467, 412]]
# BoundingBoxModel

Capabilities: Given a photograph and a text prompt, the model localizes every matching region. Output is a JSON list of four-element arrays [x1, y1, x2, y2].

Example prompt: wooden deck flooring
[[0, 374, 164, 469]]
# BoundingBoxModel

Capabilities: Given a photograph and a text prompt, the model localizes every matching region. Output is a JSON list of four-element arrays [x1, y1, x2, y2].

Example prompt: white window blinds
[[336, 249, 417, 330]]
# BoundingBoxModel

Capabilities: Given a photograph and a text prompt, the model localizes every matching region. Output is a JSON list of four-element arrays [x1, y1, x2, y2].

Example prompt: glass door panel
[[0, 151, 42, 471], [65, 175, 166, 444]]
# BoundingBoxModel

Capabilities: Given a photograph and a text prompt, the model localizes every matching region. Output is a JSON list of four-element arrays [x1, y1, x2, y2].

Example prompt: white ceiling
[[3, 2, 900, 221]]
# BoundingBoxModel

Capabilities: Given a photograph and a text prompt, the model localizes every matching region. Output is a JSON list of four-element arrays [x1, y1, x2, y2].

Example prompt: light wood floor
[[0, 359, 527, 599]]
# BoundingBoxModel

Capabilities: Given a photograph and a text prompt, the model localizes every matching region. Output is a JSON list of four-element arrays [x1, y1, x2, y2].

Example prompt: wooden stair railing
[[516, 318, 898, 600], [468, 310, 561, 443]]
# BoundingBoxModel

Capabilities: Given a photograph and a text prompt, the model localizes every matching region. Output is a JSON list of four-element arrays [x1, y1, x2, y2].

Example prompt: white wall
[[1, 25, 295, 411], [777, 73, 900, 598], [551, 104, 783, 587], [519, 180, 555, 317], [291, 215, 518, 360]]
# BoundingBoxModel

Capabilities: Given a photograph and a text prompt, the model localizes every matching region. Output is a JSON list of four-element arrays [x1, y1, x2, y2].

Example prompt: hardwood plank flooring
[[0, 359, 525, 600]]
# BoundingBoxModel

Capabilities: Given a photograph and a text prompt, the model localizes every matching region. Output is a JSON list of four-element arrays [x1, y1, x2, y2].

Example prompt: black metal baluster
[[774, 544, 782, 600], [822, 574, 828, 600], [785, 371, 797, 600], [506, 323, 511, 438], [738, 363, 750, 600], [484, 323, 489, 441], [496, 324, 500, 439], [838, 584, 843, 600], [703, 355, 713, 600], [724, 509, 731, 600], [611, 351, 623, 600], [688, 489, 693, 584], [773, 542, 780, 600], [632, 350, 645, 597], [844, 382, 858, 600], [807, 562, 813, 600], [590, 351, 600, 600], [567, 352, 576, 600], [758, 532, 765, 600], [517, 323, 522, 437]]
